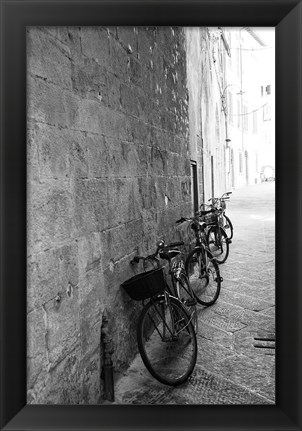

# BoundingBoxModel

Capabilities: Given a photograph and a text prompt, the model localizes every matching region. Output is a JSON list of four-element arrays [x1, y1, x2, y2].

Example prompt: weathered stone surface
[[27, 27, 72, 90], [27, 76, 69, 128], [197, 320, 234, 350], [43, 286, 80, 366], [218, 288, 274, 311], [117, 26, 138, 57], [28, 242, 79, 310], [209, 353, 275, 401], [28, 347, 83, 405], [81, 27, 110, 67], [115, 364, 272, 405], [27, 308, 48, 388], [198, 308, 247, 333], [71, 57, 108, 104], [27, 26, 209, 405], [80, 287, 103, 358]]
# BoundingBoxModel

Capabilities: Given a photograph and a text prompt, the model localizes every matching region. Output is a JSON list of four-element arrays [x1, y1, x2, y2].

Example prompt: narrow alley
[[114, 182, 275, 404]]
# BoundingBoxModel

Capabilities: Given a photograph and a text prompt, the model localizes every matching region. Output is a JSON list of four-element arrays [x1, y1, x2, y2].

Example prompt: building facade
[[223, 27, 275, 188]]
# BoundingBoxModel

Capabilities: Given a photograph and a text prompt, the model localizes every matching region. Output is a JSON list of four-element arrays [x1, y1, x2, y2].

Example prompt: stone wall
[[27, 26, 191, 404]]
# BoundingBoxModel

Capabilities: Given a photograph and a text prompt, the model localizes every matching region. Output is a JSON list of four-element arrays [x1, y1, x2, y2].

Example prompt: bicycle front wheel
[[206, 225, 229, 264], [223, 214, 233, 240], [185, 248, 221, 306], [174, 273, 198, 333], [137, 296, 197, 386]]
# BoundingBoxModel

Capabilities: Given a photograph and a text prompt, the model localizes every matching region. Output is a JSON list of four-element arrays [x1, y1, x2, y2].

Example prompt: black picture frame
[[1, 0, 301, 430]]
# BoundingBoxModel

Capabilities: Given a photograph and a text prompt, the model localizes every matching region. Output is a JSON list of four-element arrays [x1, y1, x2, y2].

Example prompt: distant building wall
[[27, 26, 191, 404], [199, 28, 227, 201], [185, 27, 204, 207]]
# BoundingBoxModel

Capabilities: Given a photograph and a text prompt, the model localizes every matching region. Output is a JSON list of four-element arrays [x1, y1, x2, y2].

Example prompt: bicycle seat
[[159, 249, 181, 260]]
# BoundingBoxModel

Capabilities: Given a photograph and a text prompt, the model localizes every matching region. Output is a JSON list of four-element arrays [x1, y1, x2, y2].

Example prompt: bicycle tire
[[174, 273, 198, 333], [223, 214, 233, 240], [206, 225, 230, 264], [137, 296, 197, 386], [185, 247, 221, 306]]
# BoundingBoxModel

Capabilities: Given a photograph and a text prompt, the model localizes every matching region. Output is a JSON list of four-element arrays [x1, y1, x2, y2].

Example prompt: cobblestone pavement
[[113, 182, 275, 405]]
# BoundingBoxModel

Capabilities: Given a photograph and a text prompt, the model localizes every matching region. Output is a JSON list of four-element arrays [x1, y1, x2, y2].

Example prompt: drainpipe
[[101, 315, 115, 402]]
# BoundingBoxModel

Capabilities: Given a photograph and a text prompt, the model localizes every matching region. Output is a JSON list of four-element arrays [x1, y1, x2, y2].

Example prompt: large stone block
[[44, 26, 70, 45], [81, 27, 110, 68], [80, 351, 101, 404], [80, 287, 103, 358], [149, 146, 167, 176], [108, 37, 128, 78], [27, 308, 48, 388], [127, 55, 142, 87], [137, 28, 153, 66], [27, 241, 79, 310], [128, 117, 151, 147], [101, 218, 143, 269], [43, 285, 80, 366], [107, 72, 121, 110], [136, 177, 155, 211], [120, 83, 140, 118], [29, 122, 89, 182], [106, 178, 138, 225], [88, 135, 117, 179], [68, 97, 103, 134], [77, 232, 103, 277], [27, 27, 72, 90], [117, 27, 138, 57], [27, 121, 41, 184], [73, 178, 108, 234], [28, 347, 83, 404], [71, 57, 108, 105], [28, 181, 75, 253], [97, 107, 130, 141], [66, 27, 83, 63], [27, 76, 68, 128]]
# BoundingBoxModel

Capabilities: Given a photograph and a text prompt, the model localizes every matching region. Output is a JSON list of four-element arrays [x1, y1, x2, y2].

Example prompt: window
[[266, 85, 271, 95]]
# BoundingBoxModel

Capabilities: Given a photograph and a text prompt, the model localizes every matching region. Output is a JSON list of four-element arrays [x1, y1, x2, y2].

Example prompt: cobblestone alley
[[114, 182, 275, 405]]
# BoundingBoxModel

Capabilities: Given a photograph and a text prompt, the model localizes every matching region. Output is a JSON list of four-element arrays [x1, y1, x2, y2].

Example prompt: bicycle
[[176, 216, 222, 306], [207, 191, 233, 240], [121, 240, 198, 386], [198, 205, 230, 264]]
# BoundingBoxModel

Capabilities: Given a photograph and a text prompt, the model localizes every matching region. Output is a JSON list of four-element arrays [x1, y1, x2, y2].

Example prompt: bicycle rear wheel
[[206, 225, 229, 264], [137, 296, 197, 386], [185, 248, 221, 306], [174, 273, 198, 333]]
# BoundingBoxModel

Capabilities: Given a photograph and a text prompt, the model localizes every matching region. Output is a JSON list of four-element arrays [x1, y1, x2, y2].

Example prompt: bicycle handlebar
[[130, 240, 184, 265]]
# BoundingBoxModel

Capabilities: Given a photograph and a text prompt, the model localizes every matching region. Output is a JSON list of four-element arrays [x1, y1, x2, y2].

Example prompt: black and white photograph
[[27, 26, 275, 405]]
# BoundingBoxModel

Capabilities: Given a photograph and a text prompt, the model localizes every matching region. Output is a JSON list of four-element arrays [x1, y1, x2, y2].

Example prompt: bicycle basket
[[201, 212, 218, 225], [121, 267, 166, 301]]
